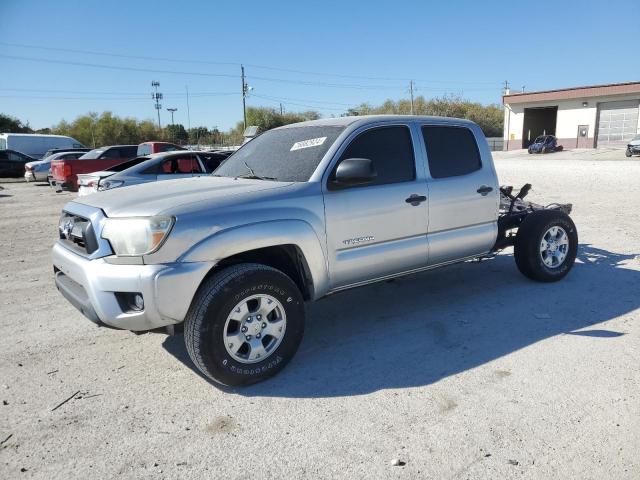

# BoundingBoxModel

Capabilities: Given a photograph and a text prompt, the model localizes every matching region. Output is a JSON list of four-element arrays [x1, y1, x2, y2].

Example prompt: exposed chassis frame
[[492, 184, 573, 252]]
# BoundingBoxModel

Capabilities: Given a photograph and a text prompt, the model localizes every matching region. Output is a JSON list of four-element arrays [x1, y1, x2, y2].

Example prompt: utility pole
[[241, 65, 248, 130], [503, 80, 510, 95], [167, 107, 177, 125], [212, 125, 218, 146], [185, 85, 191, 132], [280, 103, 284, 116], [151, 81, 163, 129], [409, 80, 415, 115], [521, 85, 525, 93]]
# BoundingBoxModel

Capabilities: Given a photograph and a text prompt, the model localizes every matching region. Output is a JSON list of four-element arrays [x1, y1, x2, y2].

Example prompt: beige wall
[[504, 93, 640, 150]]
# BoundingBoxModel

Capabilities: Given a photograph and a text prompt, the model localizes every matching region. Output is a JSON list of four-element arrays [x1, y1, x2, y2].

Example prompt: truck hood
[[74, 175, 294, 217]]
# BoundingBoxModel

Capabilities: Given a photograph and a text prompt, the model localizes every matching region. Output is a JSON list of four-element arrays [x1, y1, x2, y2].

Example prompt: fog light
[[114, 292, 144, 313], [133, 294, 144, 310]]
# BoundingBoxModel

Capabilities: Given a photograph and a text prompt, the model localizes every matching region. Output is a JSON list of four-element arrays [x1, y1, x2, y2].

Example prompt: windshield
[[214, 125, 345, 182], [534, 136, 545, 143], [80, 148, 106, 159]]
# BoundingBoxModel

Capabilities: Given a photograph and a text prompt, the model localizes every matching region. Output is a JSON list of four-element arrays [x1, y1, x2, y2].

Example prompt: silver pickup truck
[[52, 115, 577, 386]]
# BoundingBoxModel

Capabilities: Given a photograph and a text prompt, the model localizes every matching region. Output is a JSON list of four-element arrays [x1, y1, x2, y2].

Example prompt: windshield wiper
[[234, 161, 278, 181]]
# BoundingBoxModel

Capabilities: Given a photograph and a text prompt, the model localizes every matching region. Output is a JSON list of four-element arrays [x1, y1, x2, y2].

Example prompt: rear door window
[[421, 126, 481, 178]]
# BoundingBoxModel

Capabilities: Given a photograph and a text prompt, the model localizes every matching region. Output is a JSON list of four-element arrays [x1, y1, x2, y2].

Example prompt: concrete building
[[503, 81, 640, 150]]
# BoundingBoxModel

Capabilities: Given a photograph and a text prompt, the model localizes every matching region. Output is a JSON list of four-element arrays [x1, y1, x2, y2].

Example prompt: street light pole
[[167, 108, 177, 125]]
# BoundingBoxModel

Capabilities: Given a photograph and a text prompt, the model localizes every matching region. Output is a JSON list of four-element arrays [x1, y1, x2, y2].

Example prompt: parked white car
[[25, 151, 86, 182]]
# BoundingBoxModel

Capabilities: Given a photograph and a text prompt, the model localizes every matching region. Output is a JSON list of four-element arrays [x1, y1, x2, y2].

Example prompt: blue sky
[[1, 0, 638, 131]]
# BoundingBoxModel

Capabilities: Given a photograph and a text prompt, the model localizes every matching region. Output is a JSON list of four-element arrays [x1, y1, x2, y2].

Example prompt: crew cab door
[[323, 125, 429, 289], [420, 124, 499, 265]]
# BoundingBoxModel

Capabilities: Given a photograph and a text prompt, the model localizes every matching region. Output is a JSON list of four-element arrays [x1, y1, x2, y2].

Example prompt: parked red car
[[50, 145, 137, 191]]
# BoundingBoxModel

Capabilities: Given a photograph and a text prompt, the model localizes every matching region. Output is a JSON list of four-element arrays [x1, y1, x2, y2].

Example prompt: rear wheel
[[514, 210, 578, 282], [184, 263, 305, 386]]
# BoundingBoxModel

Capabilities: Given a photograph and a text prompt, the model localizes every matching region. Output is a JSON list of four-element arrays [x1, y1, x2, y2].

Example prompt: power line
[[0, 42, 500, 87], [0, 87, 237, 96], [0, 42, 239, 67], [251, 93, 352, 112], [251, 93, 354, 108], [0, 54, 407, 90], [0, 54, 239, 79], [0, 95, 152, 101]]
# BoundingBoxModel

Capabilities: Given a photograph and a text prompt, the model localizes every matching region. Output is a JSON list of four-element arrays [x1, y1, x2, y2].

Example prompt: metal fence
[[485, 137, 504, 151]]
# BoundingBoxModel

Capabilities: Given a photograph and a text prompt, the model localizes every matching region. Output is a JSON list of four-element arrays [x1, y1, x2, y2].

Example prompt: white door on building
[[596, 100, 639, 146]]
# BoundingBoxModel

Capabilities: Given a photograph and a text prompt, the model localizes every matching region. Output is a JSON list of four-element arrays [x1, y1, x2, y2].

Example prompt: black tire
[[184, 263, 305, 387], [514, 210, 578, 282], [528, 148, 532, 154], [626, 149, 632, 158]]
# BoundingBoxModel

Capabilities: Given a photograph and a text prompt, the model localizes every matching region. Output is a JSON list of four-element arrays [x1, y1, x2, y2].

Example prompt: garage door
[[596, 100, 639, 146]]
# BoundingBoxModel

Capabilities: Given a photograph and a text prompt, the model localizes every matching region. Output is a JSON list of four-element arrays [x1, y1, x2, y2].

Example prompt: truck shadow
[[162, 244, 639, 397]]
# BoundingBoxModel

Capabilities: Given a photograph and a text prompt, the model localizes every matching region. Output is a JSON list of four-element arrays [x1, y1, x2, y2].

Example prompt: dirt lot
[[1, 156, 639, 479]]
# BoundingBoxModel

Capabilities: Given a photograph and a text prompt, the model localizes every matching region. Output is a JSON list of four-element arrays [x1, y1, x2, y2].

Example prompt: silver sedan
[[81, 150, 232, 196]]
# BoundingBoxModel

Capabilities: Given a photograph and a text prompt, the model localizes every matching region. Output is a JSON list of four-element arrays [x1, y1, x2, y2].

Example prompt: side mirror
[[333, 158, 376, 187]]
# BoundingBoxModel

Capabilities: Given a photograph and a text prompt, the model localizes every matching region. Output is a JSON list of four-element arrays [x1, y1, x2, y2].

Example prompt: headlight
[[101, 216, 174, 256], [99, 180, 125, 191]]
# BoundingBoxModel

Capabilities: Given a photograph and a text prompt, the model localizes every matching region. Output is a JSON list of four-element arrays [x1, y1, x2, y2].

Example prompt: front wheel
[[514, 210, 578, 282], [184, 263, 305, 386], [626, 149, 632, 158]]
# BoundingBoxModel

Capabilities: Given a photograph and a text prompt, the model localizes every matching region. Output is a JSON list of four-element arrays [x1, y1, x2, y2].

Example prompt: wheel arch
[[179, 220, 329, 300]]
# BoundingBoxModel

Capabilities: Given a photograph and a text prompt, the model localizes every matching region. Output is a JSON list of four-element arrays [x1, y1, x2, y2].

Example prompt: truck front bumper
[[52, 242, 213, 331]]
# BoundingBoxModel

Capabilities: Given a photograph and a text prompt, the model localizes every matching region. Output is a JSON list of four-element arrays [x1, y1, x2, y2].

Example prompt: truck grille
[[58, 212, 99, 255]]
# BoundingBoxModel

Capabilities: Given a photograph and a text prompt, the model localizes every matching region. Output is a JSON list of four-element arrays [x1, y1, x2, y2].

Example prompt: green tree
[[0, 113, 32, 133], [226, 106, 322, 143], [165, 124, 188, 143], [344, 95, 503, 137], [50, 112, 164, 147]]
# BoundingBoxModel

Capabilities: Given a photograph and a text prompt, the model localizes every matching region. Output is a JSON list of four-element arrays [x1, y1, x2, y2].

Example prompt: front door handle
[[477, 185, 493, 196], [405, 194, 427, 206]]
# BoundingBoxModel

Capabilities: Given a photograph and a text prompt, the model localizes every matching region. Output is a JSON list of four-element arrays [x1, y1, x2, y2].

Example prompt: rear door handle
[[405, 194, 427, 205], [477, 185, 493, 196]]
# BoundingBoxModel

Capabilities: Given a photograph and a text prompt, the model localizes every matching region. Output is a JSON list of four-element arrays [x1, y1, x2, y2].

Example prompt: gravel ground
[[1, 156, 639, 479]]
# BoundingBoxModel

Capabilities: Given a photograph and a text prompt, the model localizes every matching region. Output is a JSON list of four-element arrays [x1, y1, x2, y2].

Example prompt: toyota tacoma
[[52, 116, 577, 386]]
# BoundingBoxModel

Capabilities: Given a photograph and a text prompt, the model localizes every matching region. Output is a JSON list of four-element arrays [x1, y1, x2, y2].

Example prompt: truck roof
[[276, 114, 478, 130]]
